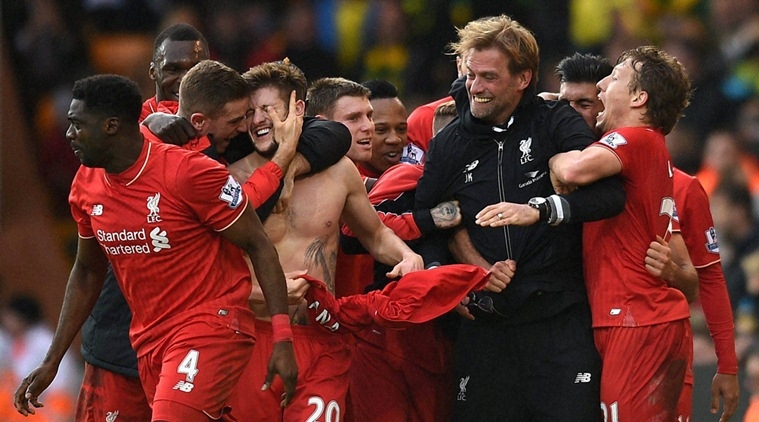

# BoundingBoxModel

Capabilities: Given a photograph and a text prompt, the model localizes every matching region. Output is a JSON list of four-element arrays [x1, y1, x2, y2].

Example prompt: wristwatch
[[528, 197, 549, 222]]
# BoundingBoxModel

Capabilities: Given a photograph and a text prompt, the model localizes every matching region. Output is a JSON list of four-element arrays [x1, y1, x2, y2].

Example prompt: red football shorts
[[677, 322, 694, 421], [76, 362, 152, 422], [349, 322, 453, 422], [231, 319, 351, 421], [595, 319, 689, 422], [138, 311, 255, 421]]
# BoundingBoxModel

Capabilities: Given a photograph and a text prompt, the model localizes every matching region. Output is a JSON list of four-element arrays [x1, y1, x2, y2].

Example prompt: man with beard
[[227, 60, 423, 421]]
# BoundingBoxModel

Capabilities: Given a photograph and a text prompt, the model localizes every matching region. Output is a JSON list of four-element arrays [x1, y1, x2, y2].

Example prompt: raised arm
[[549, 146, 622, 187]]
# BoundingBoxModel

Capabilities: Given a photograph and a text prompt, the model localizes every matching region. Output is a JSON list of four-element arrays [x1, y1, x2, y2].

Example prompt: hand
[[431, 200, 461, 229], [476, 202, 538, 227], [485, 259, 516, 292], [270, 91, 303, 164], [143, 112, 195, 146], [711, 372, 739, 422], [644, 235, 675, 283], [455, 296, 476, 321], [14, 363, 58, 416], [262, 341, 298, 407], [550, 169, 575, 194], [386, 253, 424, 279], [284, 270, 310, 305]]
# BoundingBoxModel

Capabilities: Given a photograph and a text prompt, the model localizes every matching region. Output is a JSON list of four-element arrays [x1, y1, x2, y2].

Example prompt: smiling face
[[559, 81, 604, 132], [365, 97, 408, 175], [596, 58, 640, 134], [328, 95, 374, 163], [67, 98, 109, 168], [248, 85, 290, 157], [465, 47, 530, 125], [150, 39, 209, 103]]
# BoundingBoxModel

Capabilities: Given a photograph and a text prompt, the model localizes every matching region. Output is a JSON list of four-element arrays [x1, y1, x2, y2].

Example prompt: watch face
[[529, 197, 546, 206]]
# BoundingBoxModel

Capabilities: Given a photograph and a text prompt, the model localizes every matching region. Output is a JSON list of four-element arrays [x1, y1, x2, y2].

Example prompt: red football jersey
[[583, 127, 690, 327], [673, 168, 737, 374], [69, 140, 253, 355]]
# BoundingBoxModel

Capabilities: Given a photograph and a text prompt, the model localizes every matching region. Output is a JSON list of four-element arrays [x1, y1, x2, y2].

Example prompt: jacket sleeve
[[297, 118, 351, 174], [562, 175, 626, 223]]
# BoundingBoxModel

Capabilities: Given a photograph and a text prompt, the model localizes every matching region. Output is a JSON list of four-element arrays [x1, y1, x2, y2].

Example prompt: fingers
[[261, 367, 275, 392], [454, 303, 475, 320], [287, 90, 298, 118], [281, 380, 296, 407]]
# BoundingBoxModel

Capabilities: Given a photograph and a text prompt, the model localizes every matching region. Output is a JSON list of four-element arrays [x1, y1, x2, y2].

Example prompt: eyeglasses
[[467, 291, 506, 317]]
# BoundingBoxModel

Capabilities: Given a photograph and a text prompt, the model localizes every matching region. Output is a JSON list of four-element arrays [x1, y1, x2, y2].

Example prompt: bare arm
[[644, 234, 699, 302], [14, 237, 108, 416], [340, 162, 423, 276], [549, 147, 622, 187]]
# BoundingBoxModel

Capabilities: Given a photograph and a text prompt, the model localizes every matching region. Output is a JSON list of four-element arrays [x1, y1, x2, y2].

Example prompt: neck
[[105, 133, 145, 174]]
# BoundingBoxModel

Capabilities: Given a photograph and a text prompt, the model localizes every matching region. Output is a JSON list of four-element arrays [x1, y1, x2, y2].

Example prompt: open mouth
[[255, 127, 271, 137]]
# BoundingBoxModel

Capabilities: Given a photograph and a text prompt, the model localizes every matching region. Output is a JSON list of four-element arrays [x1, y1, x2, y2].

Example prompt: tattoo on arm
[[431, 201, 461, 229]]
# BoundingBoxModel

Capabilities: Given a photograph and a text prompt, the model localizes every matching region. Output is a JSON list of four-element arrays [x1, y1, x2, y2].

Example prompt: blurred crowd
[[2, 0, 759, 419]]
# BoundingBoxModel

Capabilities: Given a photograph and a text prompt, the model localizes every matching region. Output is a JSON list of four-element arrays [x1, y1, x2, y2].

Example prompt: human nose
[[386, 130, 403, 145], [363, 117, 374, 133], [66, 124, 75, 140]]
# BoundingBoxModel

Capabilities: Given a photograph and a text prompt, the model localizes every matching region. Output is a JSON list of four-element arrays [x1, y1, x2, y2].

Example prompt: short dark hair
[[243, 58, 308, 102], [152, 23, 209, 62], [72, 74, 143, 124], [362, 79, 399, 100], [556, 53, 613, 84], [306, 77, 370, 117]]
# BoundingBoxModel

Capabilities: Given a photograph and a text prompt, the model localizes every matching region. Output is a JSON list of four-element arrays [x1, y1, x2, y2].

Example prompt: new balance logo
[[574, 373, 592, 383], [173, 380, 195, 392], [91, 204, 104, 216], [106, 410, 119, 422]]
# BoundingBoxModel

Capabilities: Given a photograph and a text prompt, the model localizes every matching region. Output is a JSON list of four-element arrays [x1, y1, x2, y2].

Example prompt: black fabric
[[415, 76, 623, 322], [80, 266, 139, 377], [452, 301, 601, 421], [297, 117, 351, 173]]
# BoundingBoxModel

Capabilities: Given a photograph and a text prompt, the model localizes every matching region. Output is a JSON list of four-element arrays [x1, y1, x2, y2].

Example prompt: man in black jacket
[[414, 15, 625, 421]]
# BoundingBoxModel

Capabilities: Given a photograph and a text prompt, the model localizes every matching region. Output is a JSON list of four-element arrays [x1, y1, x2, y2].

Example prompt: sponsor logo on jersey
[[705, 226, 720, 253], [146, 193, 162, 223], [219, 175, 243, 209], [519, 137, 533, 164], [96, 226, 171, 255], [574, 373, 592, 383], [518, 169, 547, 188], [599, 132, 628, 149], [106, 410, 119, 422], [91, 204, 104, 216], [609, 308, 621, 316], [150, 227, 171, 252]]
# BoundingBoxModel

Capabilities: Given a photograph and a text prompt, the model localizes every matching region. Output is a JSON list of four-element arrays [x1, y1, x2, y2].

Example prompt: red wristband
[[271, 313, 293, 343]]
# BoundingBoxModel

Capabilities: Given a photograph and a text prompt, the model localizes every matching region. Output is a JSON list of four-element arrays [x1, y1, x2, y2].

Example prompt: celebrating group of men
[[11, 12, 740, 422]]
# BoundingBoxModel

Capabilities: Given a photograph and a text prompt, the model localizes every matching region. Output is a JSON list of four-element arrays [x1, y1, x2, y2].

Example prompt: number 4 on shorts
[[178, 349, 200, 383]]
